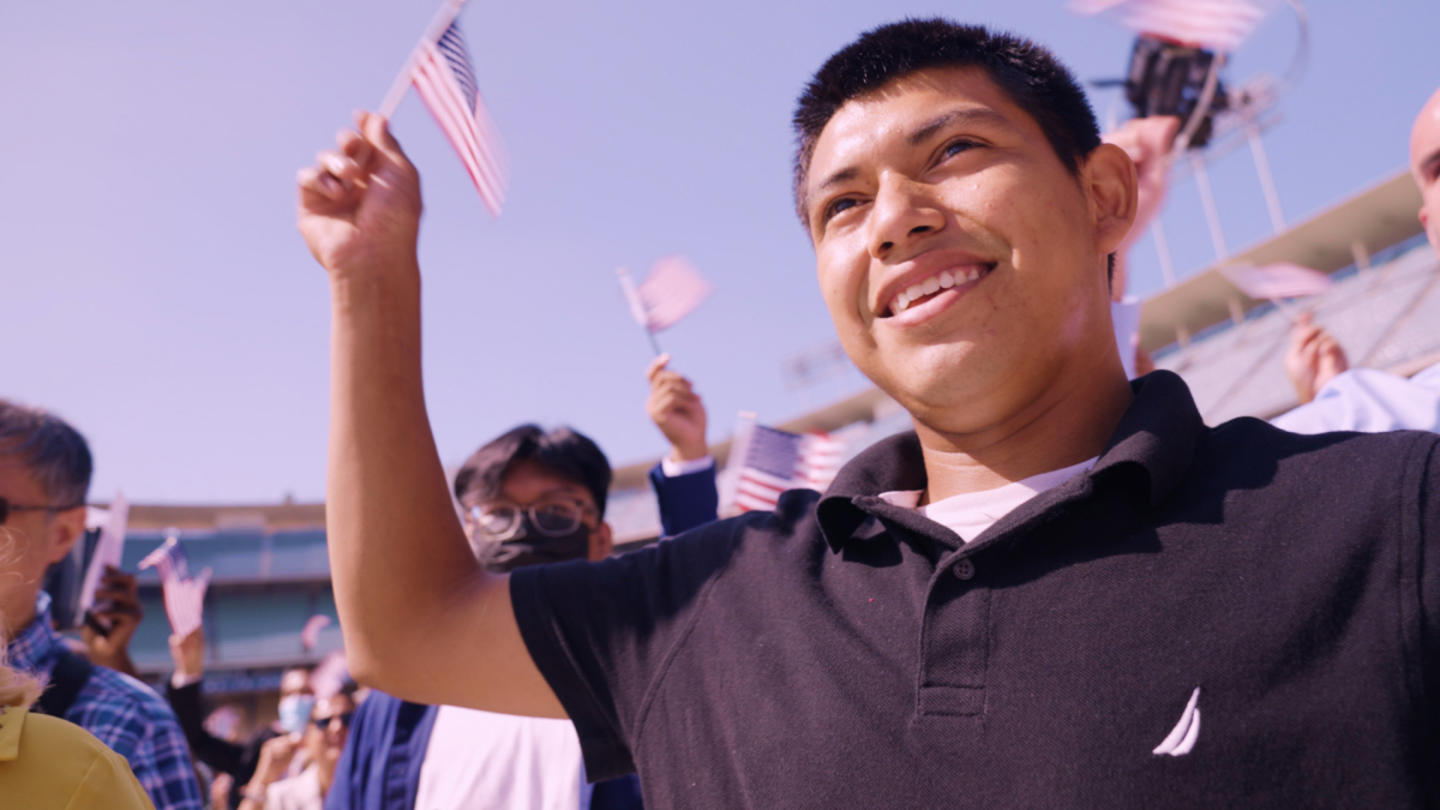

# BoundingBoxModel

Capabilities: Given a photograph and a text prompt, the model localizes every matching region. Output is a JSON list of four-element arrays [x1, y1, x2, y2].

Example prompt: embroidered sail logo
[[1152, 687, 1201, 757]]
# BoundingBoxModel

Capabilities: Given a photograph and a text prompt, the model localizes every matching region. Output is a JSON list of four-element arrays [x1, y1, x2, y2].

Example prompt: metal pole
[[1246, 124, 1286, 234], [1151, 220, 1178, 288], [1190, 153, 1229, 260]]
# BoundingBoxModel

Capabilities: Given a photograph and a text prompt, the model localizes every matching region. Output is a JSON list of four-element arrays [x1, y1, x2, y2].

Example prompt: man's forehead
[[807, 67, 1023, 188], [1410, 89, 1440, 173]]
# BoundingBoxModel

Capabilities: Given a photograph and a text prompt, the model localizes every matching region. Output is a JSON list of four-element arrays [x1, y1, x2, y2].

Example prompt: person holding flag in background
[[0, 398, 202, 810]]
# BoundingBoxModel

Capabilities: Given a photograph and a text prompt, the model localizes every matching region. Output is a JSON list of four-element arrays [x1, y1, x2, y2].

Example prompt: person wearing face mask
[[239, 689, 356, 810], [325, 424, 643, 810], [167, 625, 315, 810]]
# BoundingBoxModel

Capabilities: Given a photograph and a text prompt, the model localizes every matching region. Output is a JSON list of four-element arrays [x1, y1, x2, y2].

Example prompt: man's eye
[[940, 138, 980, 160], [822, 197, 859, 224]]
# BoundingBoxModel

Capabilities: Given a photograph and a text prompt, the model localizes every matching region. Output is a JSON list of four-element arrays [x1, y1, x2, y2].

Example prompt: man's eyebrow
[[809, 108, 1014, 201], [907, 107, 1012, 146]]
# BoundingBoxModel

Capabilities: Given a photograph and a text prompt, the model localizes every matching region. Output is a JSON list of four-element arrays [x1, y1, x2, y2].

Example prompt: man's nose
[[868, 176, 945, 260]]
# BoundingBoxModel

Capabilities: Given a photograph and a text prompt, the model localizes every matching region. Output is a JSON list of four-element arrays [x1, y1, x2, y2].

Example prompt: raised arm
[[297, 112, 561, 717]]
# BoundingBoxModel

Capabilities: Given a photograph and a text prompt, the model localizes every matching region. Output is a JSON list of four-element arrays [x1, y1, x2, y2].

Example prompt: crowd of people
[[3, 16, 1440, 809]]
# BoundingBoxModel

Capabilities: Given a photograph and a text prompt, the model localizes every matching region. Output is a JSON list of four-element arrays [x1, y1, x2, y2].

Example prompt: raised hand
[[646, 353, 709, 462], [82, 565, 143, 676], [297, 111, 423, 280], [1285, 312, 1350, 403]]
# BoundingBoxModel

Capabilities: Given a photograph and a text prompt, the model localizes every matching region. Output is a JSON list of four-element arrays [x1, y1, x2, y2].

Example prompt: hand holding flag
[[139, 535, 212, 639]]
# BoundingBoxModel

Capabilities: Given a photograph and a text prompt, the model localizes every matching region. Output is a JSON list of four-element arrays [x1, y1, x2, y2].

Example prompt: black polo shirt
[[511, 371, 1440, 808]]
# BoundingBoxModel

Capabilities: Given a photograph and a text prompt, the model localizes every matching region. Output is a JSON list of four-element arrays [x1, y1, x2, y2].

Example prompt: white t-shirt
[[414, 706, 589, 810], [879, 457, 1096, 541]]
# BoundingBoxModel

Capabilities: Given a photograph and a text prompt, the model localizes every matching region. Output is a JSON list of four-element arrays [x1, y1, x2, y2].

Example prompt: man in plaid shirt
[[1, 398, 202, 810]]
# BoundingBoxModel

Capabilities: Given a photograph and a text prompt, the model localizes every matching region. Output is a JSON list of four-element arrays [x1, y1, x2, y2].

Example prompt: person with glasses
[[326, 424, 643, 810], [0, 398, 202, 810], [240, 688, 356, 810]]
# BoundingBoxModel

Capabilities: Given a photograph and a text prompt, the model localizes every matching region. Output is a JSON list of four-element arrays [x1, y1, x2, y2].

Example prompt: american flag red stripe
[[1070, 0, 1274, 52], [1219, 262, 1333, 301], [730, 421, 845, 512], [410, 21, 507, 215]]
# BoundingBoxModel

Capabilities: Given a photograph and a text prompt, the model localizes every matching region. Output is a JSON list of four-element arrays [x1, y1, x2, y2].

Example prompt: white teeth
[[906, 283, 925, 301], [939, 271, 955, 289], [922, 276, 940, 295], [889, 266, 992, 316], [893, 295, 910, 313], [967, 268, 981, 282]]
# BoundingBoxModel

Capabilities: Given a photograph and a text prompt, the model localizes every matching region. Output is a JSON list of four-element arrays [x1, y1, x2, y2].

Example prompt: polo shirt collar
[[817, 370, 1204, 551], [6, 592, 62, 678]]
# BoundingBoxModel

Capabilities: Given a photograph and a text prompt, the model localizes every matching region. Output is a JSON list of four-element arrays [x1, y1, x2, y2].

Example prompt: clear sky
[[2, 1, 1435, 503]]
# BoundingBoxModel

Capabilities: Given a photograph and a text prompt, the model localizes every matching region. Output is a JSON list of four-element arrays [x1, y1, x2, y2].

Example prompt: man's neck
[[914, 370, 1133, 503], [1, 594, 39, 643]]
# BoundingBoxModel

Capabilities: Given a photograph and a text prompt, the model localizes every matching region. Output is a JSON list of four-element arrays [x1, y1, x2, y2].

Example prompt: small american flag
[[1220, 262, 1333, 301], [300, 614, 332, 653], [619, 256, 714, 333], [726, 414, 845, 512], [1070, 0, 1275, 53], [138, 536, 211, 638], [411, 20, 507, 215]]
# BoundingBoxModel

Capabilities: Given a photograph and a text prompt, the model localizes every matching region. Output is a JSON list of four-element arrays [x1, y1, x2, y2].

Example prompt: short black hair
[[453, 424, 612, 518], [792, 19, 1103, 229]]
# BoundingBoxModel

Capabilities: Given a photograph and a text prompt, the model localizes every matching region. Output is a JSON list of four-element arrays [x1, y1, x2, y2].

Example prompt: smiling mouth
[[880, 263, 996, 317]]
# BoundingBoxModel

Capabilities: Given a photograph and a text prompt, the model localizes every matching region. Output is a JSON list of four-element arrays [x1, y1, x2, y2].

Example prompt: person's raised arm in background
[[296, 112, 560, 717], [644, 354, 719, 536]]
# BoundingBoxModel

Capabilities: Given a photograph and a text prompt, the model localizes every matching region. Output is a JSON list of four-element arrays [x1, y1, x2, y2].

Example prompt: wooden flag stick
[[378, 0, 468, 119]]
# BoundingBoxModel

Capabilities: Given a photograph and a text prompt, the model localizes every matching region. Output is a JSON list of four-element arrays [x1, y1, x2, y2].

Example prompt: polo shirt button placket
[[951, 558, 975, 580]]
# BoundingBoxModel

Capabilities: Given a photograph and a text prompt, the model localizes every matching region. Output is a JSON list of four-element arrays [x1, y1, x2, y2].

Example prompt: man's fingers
[[317, 149, 364, 190], [646, 353, 672, 383], [297, 166, 346, 204], [359, 110, 411, 167], [336, 127, 373, 166]]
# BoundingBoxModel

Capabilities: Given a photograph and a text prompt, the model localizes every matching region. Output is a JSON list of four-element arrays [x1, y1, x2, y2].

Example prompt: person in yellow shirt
[[0, 550, 155, 809]]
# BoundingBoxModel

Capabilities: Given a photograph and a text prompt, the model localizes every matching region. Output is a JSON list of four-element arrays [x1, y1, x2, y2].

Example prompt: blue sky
[[2, 1, 1435, 503]]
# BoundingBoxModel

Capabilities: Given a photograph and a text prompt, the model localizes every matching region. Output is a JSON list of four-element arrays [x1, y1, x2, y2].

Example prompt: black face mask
[[480, 519, 591, 573]]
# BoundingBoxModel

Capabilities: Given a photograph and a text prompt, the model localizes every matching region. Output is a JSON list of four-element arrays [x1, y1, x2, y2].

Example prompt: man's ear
[[1084, 142, 1139, 258], [589, 521, 614, 561], [44, 505, 88, 565]]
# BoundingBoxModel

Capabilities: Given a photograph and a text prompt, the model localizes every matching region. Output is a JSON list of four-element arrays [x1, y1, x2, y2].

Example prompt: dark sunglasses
[[311, 711, 354, 730], [0, 495, 86, 526]]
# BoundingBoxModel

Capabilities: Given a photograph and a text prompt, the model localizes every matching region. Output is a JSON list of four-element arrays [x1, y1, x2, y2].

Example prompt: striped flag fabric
[[411, 20, 507, 215], [726, 413, 845, 512], [1219, 262, 1333, 301], [139, 535, 212, 638], [300, 614, 332, 653], [78, 492, 128, 615], [618, 256, 714, 333], [1069, 0, 1276, 53]]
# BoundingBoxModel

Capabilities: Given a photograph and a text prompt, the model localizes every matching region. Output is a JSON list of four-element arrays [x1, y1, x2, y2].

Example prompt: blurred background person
[[240, 688, 355, 810], [0, 398, 202, 810], [167, 625, 315, 810]]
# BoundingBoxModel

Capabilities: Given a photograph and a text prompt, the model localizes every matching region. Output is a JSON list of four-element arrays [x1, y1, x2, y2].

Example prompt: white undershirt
[[415, 706, 588, 810], [879, 457, 1096, 542]]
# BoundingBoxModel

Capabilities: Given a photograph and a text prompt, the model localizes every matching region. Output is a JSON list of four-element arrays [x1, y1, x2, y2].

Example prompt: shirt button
[[951, 558, 975, 580]]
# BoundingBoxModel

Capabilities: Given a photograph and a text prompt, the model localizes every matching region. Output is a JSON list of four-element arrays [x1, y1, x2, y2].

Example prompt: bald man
[[1411, 87, 1440, 250], [1273, 87, 1440, 433]]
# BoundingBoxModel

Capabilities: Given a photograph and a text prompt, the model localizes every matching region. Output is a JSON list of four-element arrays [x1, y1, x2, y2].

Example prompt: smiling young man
[[302, 19, 1440, 808]]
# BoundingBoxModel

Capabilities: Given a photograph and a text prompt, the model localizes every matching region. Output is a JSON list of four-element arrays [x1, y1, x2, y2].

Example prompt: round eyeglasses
[[468, 498, 596, 542]]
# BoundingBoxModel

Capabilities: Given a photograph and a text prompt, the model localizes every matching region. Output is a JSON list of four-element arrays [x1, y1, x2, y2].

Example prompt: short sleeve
[[509, 521, 741, 780]]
